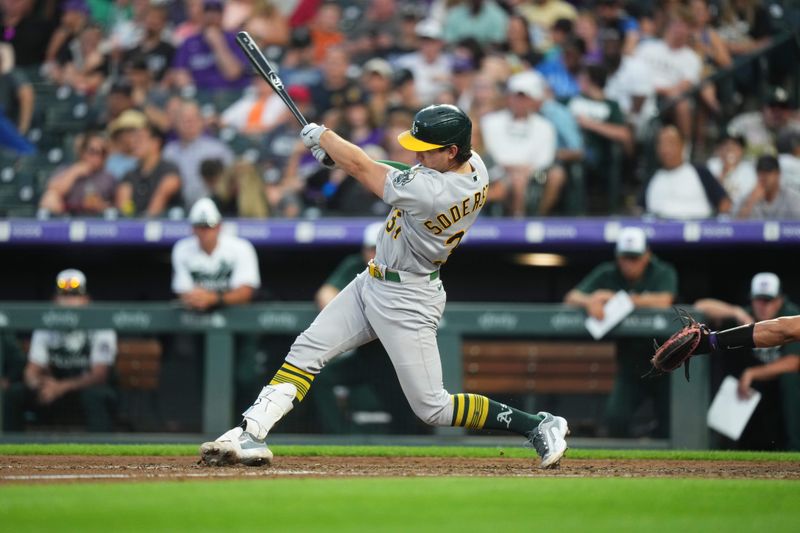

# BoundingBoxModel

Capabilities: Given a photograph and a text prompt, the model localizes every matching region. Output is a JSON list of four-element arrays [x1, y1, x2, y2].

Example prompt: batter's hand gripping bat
[[235, 31, 335, 167]]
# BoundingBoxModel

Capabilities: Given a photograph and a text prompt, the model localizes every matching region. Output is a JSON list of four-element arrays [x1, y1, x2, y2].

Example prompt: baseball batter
[[201, 105, 570, 468]]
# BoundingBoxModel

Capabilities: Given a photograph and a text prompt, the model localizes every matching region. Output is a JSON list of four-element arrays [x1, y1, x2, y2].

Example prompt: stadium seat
[[43, 86, 93, 134], [0, 157, 38, 216]]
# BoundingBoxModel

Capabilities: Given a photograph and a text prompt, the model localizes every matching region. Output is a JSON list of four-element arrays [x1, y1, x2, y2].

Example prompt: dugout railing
[[0, 302, 709, 449]]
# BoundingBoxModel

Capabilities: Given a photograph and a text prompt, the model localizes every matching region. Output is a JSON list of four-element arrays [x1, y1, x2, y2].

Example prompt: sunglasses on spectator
[[57, 277, 86, 295]]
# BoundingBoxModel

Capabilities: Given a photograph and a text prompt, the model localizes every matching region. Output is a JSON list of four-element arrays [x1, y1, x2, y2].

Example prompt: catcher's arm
[[648, 311, 786, 381]]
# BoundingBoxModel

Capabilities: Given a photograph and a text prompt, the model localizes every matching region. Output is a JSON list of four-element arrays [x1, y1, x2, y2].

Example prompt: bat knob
[[323, 155, 335, 166]]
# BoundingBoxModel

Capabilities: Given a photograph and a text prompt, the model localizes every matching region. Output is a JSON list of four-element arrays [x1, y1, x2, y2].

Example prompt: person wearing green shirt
[[694, 272, 800, 450], [311, 222, 423, 434], [565, 227, 678, 438]]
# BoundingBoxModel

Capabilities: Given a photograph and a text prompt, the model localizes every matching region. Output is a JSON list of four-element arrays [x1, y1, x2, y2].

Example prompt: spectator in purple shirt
[[172, 0, 250, 91]]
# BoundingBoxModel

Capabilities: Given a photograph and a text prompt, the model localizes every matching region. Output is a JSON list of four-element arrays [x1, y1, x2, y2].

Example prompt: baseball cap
[[290, 28, 312, 48], [189, 198, 222, 228], [363, 58, 394, 78], [393, 68, 414, 86], [108, 109, 147, 134], [362, 222, 384, 248], [756, 154, 780, 173], [415, 19, 443, 40], [751, 272, 781, 299], [767, 86, 791, 109], [507, 71, 547, 100], [56, 269, 87, 295], [615, 227, 648, 257]]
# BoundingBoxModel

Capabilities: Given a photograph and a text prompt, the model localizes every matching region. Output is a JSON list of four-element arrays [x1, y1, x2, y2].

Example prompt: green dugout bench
[[0, 303, 709, 448]]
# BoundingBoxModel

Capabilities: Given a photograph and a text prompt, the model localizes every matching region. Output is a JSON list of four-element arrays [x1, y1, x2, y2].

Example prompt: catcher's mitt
[[646, 309, 711, 381]]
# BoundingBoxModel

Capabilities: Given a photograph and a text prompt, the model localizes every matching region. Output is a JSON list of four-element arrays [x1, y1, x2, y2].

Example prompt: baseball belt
[[368, 261, 439, 283]]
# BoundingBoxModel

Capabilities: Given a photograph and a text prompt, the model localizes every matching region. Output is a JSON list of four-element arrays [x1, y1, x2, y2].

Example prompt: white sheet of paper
[[707, 375, 761, 441], [584, 290, 635, 340]]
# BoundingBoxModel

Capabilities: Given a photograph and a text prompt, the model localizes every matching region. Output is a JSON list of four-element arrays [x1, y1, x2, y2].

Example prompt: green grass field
[[1, 445, 798, 532]]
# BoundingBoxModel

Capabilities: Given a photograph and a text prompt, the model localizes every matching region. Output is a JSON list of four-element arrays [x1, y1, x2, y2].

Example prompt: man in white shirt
[[480, 71, 559, 216], [643, 126, 731, 219], [394, 19, 452, 106], [172, 198, 260, 310], [706, 133, 757, 213], [737, 155, 800, 220], [632, 11, 702, 140]]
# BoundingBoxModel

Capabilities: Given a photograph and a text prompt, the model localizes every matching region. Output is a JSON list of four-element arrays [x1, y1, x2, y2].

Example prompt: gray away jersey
[[376, 152, 490, 273]]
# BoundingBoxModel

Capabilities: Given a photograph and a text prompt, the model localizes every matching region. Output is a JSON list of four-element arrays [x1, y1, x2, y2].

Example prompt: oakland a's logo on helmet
[[397, 104, 472, 155]]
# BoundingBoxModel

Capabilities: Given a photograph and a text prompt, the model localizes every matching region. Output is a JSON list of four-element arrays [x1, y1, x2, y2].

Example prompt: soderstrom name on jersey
[[423, 184, 488, 235]]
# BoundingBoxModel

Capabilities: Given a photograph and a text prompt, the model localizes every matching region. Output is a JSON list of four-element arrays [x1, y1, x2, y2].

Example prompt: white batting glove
[[311, 145, 336, 169], [301, 123, 328, 149]]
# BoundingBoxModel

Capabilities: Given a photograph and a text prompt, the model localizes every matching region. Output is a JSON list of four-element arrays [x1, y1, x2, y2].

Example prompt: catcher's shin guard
[[242, 383, 297, 440]]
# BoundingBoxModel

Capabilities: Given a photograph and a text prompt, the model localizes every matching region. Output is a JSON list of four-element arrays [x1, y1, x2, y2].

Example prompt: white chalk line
[[2, 470, 318, 481]]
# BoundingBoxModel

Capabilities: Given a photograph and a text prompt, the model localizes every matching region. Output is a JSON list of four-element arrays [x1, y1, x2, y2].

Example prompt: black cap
[[767, 87, 792, 108], [290, 28, 312, 48], [756, 154, 780, 172], [394, 68, 414, 86]]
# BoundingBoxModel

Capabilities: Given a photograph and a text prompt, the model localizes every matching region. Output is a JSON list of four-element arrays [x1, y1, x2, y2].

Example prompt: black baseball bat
[[235, 31, 306, 125], [235, 31, 335, 167]]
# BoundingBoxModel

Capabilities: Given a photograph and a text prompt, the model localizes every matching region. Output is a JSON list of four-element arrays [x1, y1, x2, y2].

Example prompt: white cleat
[[201, 382, 296, 467], [200, 426, 273, 467], [528, 412, 570, 469]]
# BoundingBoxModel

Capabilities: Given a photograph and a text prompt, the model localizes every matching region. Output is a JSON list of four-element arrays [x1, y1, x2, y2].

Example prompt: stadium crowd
[[0, 0, 797, 219]]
